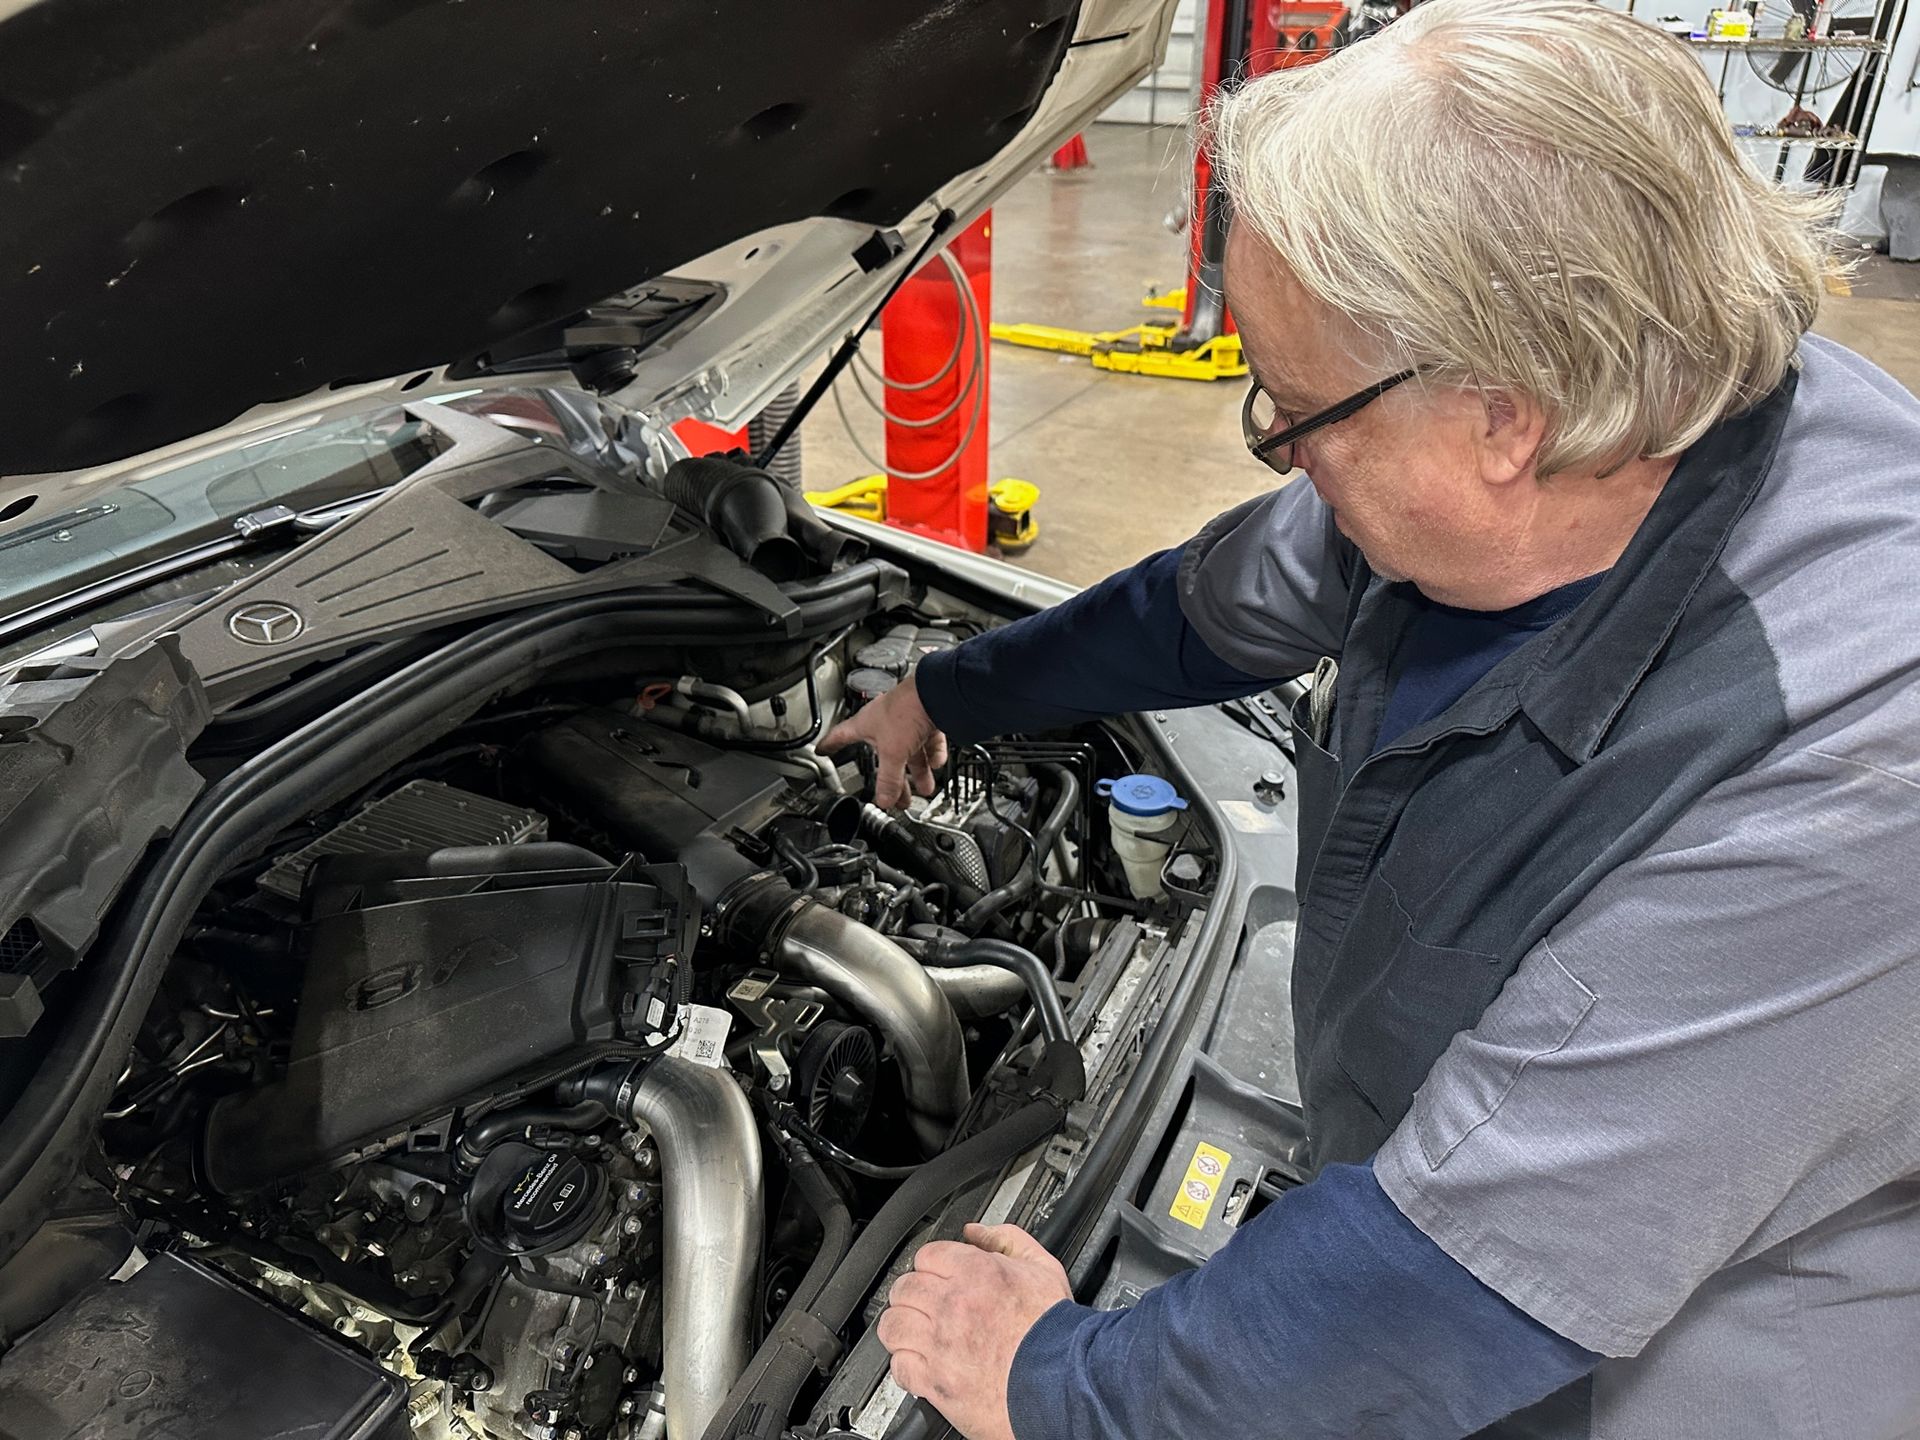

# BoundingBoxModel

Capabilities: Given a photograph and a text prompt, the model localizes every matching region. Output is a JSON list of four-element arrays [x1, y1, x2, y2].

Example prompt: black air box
[[0, 1252, 408, 1440], [203, 848, 695, 1193]]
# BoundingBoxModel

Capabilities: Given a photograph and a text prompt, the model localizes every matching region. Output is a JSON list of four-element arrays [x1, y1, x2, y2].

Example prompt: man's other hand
[[820, 674, 949, 810], [877, 1222, 1073, 1440]]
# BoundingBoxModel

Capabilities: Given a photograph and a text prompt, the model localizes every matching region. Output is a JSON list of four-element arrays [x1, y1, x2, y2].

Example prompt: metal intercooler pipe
[[579, 1057, 764, 1440], [775, 902, 971, 1153], [681, 837, 973, 1155], [927, 963, 1032, 1021]]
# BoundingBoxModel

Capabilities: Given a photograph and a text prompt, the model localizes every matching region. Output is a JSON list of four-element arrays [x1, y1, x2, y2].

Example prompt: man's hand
[[820, 674, 949, 810], [877, 1222, 1073, 1440]]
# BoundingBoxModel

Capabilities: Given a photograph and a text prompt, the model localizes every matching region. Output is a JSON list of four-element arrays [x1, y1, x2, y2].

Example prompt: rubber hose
[[958, 765, 1079, 932], [922, 938, 1070, 1045], [454, 1100, 608, 1174], [409, 1249, 511, 1354], [770, 1138, 855, 1325]]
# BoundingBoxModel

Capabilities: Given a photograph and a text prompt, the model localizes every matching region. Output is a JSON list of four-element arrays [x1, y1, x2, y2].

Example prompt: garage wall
[[1095, 0, 1913, 157], [1102, 0, 1201, 124]]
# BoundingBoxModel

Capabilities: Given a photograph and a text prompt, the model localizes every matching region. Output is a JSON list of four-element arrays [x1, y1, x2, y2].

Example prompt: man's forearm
[[1006, 1162, 1597, 1440], [915, 546, 1287, 746]]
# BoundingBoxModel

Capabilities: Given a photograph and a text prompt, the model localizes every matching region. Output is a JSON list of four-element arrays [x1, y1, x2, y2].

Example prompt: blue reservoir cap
[[1095, 774, 1189, 818]]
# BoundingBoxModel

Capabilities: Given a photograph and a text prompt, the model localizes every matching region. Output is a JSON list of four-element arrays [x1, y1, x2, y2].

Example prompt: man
[[819, 0, 1920, 1435]]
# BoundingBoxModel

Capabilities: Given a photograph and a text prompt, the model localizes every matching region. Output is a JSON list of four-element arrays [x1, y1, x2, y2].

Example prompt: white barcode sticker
[[667, 1003, 734, 1069]]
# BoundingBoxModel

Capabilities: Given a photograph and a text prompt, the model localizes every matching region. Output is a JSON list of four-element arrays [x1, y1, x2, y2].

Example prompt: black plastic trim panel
[[0, 638, 209, 1037]]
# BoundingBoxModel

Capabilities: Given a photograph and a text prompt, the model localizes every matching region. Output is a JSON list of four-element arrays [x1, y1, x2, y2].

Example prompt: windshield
[[0, 409, 446, 620]]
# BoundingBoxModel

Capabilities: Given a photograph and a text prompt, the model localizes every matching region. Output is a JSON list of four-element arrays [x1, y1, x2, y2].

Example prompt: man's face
[[1223, 225, 1525, 603]]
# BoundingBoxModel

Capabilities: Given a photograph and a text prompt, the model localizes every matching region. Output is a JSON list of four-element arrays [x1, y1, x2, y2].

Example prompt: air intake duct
[[657, 455, 806, 581]]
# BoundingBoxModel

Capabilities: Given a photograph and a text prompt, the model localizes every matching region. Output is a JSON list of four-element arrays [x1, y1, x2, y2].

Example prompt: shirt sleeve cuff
[[1374, 1133, 1647, 1358], [910, 646, 971, 742], [1005, 1298, 1098, 1440]]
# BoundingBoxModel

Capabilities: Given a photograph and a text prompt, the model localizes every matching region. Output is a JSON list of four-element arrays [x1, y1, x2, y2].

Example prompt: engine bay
[[62, 606, 1205, 1440]]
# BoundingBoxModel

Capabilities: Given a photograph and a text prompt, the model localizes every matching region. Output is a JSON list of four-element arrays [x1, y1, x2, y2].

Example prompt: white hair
[[1207, 0, 1836, 475]]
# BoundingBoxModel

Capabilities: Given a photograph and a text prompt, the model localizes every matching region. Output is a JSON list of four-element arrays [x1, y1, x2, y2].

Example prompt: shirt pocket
[[1330, 877, 1513, 1136], [1412, 939, 1597, 1173]]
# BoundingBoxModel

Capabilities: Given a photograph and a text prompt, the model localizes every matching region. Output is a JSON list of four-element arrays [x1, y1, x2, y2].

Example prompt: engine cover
[[203, 848, 695, 1194], [518, 710, 793, 860]]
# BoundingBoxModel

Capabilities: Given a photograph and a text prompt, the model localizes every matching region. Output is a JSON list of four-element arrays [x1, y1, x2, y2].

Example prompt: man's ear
[[1479, 388, 1546, 485]]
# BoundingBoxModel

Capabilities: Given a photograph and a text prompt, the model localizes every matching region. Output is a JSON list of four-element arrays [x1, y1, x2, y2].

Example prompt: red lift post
[[878, 211, 993, 553], [1180, 0, 1348, 344]]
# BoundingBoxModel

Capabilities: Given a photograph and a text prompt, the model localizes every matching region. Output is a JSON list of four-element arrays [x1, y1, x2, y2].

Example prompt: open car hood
[[0, 0, 1174, 510]]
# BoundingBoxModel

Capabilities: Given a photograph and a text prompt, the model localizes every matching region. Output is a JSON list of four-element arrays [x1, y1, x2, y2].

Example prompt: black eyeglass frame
[[1242, 368, 1419, 472]]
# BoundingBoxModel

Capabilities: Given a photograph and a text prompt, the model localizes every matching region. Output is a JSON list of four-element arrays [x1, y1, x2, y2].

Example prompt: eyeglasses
[[1242, 368, 1418, 474]]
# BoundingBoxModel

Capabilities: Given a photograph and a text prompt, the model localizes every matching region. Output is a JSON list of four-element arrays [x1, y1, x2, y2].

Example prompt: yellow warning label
[[1168, 1142, 1232, 1230]]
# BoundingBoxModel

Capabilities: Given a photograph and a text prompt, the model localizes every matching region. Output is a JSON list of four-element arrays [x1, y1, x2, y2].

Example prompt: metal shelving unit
[[1735, 126, 1864, 143], [1683, 33, 1888, 47], [1677, 0, 1910, 190]]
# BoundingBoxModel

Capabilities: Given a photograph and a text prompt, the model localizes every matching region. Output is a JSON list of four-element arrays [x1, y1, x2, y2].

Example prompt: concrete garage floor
[[799, 122, 1920, 588]]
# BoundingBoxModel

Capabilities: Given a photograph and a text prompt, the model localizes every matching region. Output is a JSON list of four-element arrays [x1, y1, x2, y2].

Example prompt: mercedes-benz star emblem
[[226, 601, 306, 646]]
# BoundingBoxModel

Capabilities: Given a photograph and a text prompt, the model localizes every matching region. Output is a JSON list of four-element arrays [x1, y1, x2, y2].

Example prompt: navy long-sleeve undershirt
[[1006, 1163, 1598, 1439], [914, 546, 1282, 746]]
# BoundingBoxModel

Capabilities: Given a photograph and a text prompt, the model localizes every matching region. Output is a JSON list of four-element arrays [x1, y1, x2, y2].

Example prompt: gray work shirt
[[1181, 336, 1920, 1438]]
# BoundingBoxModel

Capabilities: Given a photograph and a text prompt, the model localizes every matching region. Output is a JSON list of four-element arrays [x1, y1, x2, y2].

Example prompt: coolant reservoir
[[1096, 774, 1189, 900]]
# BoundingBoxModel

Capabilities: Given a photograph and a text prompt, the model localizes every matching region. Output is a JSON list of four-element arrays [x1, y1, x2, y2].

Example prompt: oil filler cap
[[505, 1152, 596, 1240], [468, 1143, 608, 1256]]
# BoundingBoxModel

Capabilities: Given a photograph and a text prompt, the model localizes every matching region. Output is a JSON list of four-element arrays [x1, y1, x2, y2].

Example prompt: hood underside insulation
[[0, 0, 1078, 473]]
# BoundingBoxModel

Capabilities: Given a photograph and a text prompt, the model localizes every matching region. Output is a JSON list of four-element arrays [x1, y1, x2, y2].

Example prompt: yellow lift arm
[[989, 287, 1248, 383]]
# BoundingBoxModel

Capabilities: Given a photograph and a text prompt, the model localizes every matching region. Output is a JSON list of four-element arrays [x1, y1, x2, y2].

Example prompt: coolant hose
[[957, 765, 1079, 932], [576, 1057, 764, 1440], [922, 938, 1070, 1045], [768, 1136, 855, 1326], [701, 1039, 1087, 1440]]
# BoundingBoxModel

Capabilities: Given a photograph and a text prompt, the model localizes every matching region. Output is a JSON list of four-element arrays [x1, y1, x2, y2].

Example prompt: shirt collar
[[1515, 369, 1800, 764]]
